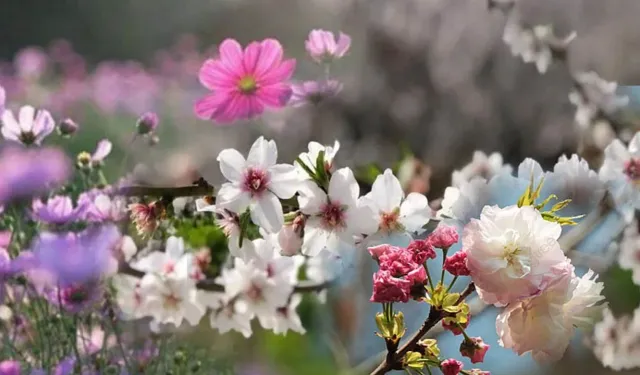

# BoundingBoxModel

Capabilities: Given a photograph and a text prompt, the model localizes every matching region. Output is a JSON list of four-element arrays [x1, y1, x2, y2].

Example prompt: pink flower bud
[[460, 337, 490, 364], [136, 112, 159, 135], [441, 358, 463, 375], [57, 118, 79, 136], [430, 224, 459, 249], [277, 223, 303, 256], [444, 251, 470, 276], [407, 239, 436, 263]]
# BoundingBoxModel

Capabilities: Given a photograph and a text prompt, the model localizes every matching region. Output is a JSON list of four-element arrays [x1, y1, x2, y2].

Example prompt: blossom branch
[[117, 184, 214, 198], [118, 263, 332, 293], [369, 283, 476, 375]]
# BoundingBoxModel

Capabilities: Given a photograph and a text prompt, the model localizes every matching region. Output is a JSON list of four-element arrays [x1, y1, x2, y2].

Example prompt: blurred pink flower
[[305, 30, 351, 63], [14, 47, 48, 79], [195, 38, 296, 123], [289, 80, 342, 107]]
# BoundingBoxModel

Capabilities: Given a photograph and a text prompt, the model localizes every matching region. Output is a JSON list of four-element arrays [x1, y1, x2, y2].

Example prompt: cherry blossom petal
[[250, 192, 284, 233], [217, 148, 246, 182], [370, 169, 404, 212], [302, 221, 329, 257], [246, 136, 278, 168], [268, 164, 299, 199], [216, 183, 251, 214], [328, 167, 359, 208], [399, 193, 431, 233], [297, 181, 327, 215]]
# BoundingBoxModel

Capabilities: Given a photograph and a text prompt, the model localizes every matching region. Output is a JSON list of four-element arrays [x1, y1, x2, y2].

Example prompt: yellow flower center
[[238, 76, 257, 94], [503, 243, 530, 278]]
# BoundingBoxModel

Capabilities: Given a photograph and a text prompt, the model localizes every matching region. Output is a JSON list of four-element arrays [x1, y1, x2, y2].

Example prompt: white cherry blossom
[[219, 256, 293, 329], [138, 273, 206, 328], [216, 136, 301, 233], [599, 132, 640, 222], [451, 151, 512, 188], [262, 294, 306, 335], [132, 236, 196, 279], [306, 249, 344, 303], [298, 168, 377, 257], [568, 71, 629, 130], [618, 220, 640, 286], [195, 199, 254, 259], [208, 296, 254, 338], [112, 274, 144, 320], [295, 140, 340, 179], [360, 169, 431, 245]]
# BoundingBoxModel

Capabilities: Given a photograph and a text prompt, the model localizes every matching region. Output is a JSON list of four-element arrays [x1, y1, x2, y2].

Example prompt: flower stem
[[446, 276, 458, 293]]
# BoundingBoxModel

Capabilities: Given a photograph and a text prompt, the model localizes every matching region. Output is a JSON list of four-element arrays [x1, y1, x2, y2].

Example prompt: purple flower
[[0, 360, 20, 375], [47, 282, 102, 313], [1, 106, 55, 146], [78, 189, 126, 222], [289, 80, 343, 107], [53, 357, 75, 375], [31, 195, 87, 224], [0, 85, 5, 114], [0, 145, 71, 205], [31, 224, 120, 285]]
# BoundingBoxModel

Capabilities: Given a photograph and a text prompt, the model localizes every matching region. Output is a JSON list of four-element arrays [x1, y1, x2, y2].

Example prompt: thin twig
[[369, 284, 476, 375], [117, 184, 214, 198], [118, 263, 332, 293]]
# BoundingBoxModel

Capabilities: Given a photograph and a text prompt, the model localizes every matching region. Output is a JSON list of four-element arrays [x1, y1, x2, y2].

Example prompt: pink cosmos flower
[[305, 30, 351, 63], [370, 270, 412, 303], [195, 38, 296, 124], [460, 337, 490, 364]]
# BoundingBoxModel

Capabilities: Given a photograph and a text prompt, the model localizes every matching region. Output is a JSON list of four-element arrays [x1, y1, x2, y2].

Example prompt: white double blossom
[[216, 136, 300, 233], [590, 307, 640, 370]]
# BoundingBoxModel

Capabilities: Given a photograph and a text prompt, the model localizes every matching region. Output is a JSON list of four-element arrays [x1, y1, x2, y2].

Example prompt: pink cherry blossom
[[195, 38, 296, 124], [429, 224, 459, 249], [370, 270, 412, 303], [407, 239, 436, 264], [444, 251, 470, 276]]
